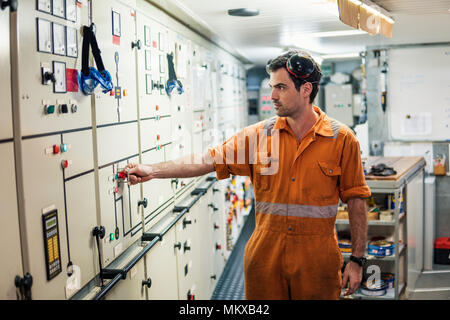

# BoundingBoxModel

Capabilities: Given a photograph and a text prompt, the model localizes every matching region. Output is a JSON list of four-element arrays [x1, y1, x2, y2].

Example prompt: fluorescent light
[[321, 52, 361, 60], [307, 30, 367, 37]]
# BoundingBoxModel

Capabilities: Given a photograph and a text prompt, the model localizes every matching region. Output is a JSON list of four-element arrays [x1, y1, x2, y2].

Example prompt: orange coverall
[[209, 106, 371, 299]]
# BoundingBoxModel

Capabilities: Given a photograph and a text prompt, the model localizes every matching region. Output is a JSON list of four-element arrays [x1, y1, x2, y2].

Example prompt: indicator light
[[123, 89, 127, 96], [156, 105, 159, 111], [45, 105, 55, 114]]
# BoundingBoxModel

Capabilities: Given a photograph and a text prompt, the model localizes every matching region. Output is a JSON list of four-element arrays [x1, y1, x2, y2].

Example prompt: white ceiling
[[170, 0, 450, 66]]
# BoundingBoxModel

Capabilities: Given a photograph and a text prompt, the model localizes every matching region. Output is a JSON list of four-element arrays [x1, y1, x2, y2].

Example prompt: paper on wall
[[400, 112, 432, 136]]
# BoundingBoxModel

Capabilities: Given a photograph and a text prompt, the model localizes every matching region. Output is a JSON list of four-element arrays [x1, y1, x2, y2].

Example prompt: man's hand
[[342, 261, 363, 296], [124, 163, 153, 185]]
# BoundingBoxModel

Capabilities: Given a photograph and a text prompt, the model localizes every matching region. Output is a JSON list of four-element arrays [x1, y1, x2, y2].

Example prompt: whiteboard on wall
[[388, 45, 450, 141]]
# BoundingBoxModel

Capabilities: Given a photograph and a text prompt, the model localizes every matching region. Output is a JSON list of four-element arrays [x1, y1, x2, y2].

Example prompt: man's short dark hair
[[266, 50, 322, 103]]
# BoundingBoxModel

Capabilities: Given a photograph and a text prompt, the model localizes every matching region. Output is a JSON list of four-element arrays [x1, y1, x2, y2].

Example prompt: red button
[[216, 244, 221, 250], [118, 171, 126, 179], [53, 145, 60, 154], [156, 105, 159, 111], [115, 186, 119, 193], [61, 160, 69, 169], [157, 134, 160, 141], [110, 90, 114, 96]]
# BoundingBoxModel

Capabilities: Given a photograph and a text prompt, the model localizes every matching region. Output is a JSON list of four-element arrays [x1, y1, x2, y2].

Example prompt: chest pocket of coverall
[[310, 161, 341, 202], [254, 162, 272, 192]]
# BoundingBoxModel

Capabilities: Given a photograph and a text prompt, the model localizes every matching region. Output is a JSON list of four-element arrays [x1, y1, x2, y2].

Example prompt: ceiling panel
[[173, 0, 450, 65]]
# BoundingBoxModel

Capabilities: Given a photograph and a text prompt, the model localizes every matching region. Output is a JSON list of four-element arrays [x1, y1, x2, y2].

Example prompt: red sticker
[[66, 68, 79, 92], [113, 35, 120, 46]]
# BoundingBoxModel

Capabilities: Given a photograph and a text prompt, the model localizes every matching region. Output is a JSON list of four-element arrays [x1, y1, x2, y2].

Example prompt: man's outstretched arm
[[125, 153, 215, 185]]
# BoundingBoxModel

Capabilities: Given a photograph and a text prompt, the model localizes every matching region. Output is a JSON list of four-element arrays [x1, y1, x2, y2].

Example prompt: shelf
[[336, 212, 405, 226], [341, 244, 406, 262], [341, 283, 405, 300]]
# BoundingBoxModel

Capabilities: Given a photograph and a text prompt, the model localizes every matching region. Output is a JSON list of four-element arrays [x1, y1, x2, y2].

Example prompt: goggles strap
[[81, 25, 106, 76]]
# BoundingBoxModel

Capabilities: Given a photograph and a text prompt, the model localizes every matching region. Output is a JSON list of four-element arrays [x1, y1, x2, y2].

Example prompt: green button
[[46, 105, 55, 114], [110, 233, 114, 241]]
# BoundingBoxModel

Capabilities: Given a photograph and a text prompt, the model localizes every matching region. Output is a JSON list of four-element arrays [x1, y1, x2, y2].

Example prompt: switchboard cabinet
[[4, 0, 248, 300], [0, 7, 23, 300]]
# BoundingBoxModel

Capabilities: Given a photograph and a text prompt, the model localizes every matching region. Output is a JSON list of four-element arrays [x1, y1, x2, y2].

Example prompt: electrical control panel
[[5, 0, 248, 300], [0, 6, 23, 299], [324, 84, 354, 127]]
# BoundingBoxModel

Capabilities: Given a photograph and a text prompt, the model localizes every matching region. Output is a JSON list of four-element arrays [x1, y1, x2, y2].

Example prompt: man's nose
[[271, 89, 278, 101]]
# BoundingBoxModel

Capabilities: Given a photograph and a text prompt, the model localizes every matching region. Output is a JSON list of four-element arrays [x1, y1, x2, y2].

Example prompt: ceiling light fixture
[[337, 0, 394, 38], [227, 8, 260, 17]]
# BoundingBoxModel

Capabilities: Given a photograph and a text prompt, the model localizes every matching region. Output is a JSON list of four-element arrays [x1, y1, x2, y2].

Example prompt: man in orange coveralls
[[125, 50, 371, 300]]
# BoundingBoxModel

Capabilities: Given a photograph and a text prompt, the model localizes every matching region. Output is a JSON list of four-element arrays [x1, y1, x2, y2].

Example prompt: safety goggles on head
[[286, 54, 316, 79], [79, 24, 113, 95], [266, 53, 320, 82]]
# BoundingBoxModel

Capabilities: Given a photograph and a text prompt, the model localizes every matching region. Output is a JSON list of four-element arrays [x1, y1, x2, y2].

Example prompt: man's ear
[[301, 82, 313, 99]]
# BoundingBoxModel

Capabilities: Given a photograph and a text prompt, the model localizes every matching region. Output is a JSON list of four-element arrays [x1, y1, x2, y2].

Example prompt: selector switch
[[71, 104, 78, 113]]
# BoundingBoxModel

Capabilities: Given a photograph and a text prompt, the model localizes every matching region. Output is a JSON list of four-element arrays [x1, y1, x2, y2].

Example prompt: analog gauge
[[53, 61, 67, 93], [146, 74, 152, 95], [158, 32, 165, 51], [53, 23, 66, 55], [145, 50, 151, 70], [66, 27, 78, 57], [37, 18, 52, 53], [144, 25, 151, 47], [37, 0, 51, 13], [52, 0, 65, 18], [159, 54, 165, 73], [66, 0, 77, 22], [112, 11, 121, 37]]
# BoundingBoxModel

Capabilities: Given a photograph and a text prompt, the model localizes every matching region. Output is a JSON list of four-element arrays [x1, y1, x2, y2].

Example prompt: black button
[[291, 177, 295, 182], [288, 226, 292, 231], [59, 104, 68, 114]]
